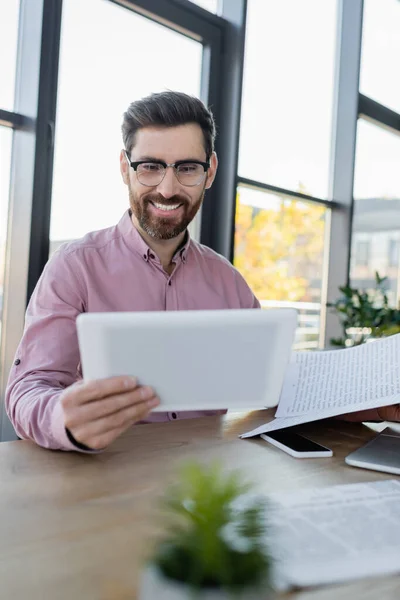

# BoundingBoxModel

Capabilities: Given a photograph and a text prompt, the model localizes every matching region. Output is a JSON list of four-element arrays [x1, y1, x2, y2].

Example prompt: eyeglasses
[[124, 151, 210, 187]]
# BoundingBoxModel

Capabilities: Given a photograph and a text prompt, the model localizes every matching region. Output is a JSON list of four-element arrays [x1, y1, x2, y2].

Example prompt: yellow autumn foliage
[[234, 192, 325, 302]]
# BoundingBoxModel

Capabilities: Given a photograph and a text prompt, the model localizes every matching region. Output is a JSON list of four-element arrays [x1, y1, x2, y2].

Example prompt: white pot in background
[[139, 565, 271, 600]]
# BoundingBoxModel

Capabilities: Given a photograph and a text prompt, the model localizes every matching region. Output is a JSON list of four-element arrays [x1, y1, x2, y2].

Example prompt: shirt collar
[[173, 229, 190, 264], [117, 209, 191, 263]]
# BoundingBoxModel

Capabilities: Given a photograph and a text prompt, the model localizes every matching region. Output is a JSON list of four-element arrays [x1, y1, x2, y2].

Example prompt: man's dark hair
[[122, 91, 216, 160]]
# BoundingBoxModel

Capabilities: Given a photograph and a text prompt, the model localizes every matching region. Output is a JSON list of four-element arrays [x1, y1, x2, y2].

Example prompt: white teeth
[[153, 202, 180, 211]]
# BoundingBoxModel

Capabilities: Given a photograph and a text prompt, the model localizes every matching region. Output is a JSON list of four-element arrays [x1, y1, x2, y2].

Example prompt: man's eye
[[142, 163, 162, 172], [178, 164, 198, 174]]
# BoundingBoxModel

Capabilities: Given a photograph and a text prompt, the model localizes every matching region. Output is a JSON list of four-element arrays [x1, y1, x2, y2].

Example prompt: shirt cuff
[[65, 427, 96, 451]]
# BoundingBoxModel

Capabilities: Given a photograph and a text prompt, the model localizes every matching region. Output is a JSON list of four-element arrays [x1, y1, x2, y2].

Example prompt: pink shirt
[[5, 211, 260, 451]]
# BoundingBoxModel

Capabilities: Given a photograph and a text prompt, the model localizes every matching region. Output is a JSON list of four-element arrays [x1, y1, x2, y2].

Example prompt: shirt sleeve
[[5, 248, 91, 451], [233, 268, 261, 309]]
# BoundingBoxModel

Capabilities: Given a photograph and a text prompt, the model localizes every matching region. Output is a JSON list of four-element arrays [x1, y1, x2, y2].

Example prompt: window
[[360, 0, 400, 113], [388, 239, 399, 268], [235, 0, 337, 348], [234, 185, 326, 350], [350, 120, 400, 303], [50, 0, 203, 247], [238, 0, 337, 199], [0, 0, 20, 110], [187, 0, 219, 13], [354, 120, 400, 202], [0, 127, 13, 373], [354, 240, 370, 267]]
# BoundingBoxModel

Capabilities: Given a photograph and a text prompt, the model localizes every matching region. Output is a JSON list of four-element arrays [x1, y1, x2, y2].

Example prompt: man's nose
[[155, 166, 180, 199]]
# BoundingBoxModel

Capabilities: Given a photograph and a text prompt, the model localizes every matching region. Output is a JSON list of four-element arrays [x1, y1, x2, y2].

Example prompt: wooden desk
[[0, 411, 399, 600]]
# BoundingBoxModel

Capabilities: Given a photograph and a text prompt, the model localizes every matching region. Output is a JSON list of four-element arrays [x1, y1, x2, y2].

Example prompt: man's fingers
[[61, 375, 161, 450], [337, 408, 381, 422], [339, 404, 400, 423], [64, 385, 156, 429], [69, 396, 160, 447], [64, 376, 140, 407], [80, 423, 132, 451], [377, 404, 400, 422]]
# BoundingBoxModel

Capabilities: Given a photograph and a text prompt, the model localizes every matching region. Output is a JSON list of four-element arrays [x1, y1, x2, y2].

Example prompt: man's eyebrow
[[133, 156, 164, 162], [175, 157, 208, 163], [134, 156, 207, 163]]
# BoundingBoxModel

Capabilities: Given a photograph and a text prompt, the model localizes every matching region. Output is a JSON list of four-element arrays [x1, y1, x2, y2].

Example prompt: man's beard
[[128, 184, 205, 240]]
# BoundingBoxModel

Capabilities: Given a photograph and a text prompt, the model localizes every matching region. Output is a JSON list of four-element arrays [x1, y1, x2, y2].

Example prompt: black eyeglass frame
[[124, 150, 210, 187]]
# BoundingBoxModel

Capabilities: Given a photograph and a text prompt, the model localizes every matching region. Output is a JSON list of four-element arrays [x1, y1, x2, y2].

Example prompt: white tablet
[[76, 308, 297, 412]]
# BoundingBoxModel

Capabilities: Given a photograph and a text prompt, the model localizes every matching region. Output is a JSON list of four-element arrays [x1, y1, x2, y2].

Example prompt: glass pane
[[234, 185, 326, 350], [360, 0, 400, 113], [0, 0, 20, 110], [187, 0, 218, 13], [50, 0, 202, 247], [350, 119, 400, 305], [0, 127, 13, 367], [239, 0, 337, 199]]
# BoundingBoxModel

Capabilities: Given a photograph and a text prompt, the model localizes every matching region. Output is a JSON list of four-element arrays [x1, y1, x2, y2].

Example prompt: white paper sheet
[[240, 412, 335, 438], [241, 334, 400, 438], [278, 334, 400, 417], [269, 479, 400, 589]]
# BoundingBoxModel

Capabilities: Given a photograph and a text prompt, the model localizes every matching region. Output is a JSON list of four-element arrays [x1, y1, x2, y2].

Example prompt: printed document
[[241, 334, 400, 438], [270, 479, 400, 589]]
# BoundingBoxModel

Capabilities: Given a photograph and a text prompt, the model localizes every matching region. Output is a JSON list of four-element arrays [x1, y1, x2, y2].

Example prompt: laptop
[[345, 427, 400, 475], [76, 308, 297, 412]]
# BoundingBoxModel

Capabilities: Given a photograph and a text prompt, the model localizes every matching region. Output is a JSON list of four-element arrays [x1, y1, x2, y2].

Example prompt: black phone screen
[[263, 430, 330, 452]]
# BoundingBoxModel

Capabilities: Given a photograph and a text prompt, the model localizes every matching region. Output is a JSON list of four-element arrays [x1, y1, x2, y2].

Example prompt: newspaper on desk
[[241, 333, 400, 438], [269, 479, 400, 590]]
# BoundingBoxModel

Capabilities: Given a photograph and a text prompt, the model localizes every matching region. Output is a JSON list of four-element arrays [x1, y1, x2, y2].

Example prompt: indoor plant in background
[[140, 462, 273, 599], [328, 272, 400, 347]]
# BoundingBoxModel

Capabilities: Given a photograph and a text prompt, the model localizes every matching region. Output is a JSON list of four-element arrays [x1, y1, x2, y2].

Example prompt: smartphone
[[260, 430, 333, 458]]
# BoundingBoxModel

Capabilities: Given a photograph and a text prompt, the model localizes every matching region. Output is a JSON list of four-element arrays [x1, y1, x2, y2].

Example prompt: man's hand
[[337, 404, 400, 423], [61, 376, 160, 450]]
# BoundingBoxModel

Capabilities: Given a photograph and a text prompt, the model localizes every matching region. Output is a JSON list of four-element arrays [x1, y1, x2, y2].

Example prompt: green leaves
[[151, 462, 271, 594], [328, 272, 400, 347]]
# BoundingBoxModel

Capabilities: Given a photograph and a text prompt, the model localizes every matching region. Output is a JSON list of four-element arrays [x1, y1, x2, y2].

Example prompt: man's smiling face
[[120, 123, 217, 241]]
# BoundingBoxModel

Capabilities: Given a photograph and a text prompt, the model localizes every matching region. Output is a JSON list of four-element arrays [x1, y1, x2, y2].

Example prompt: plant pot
[[139, 565, 271, 600], [345, 326, 372, 346]]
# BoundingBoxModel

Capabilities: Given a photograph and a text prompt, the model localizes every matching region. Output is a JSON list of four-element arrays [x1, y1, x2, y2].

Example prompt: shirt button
[[172, 412, 177, 419], [149, 253, 155, 259], [168, 281, 172, 286], [14, 359, 21, 366], [143, 254, 147, 260]]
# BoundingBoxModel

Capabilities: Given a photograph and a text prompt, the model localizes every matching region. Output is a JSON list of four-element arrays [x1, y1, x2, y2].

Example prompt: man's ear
[[120, 149, 130, 185], [205, 151, 218, 189]]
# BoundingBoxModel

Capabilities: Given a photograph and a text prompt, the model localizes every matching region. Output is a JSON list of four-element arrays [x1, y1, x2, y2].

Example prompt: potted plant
[[140, 462, 273, 599], [328, 271, 400, 347]]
